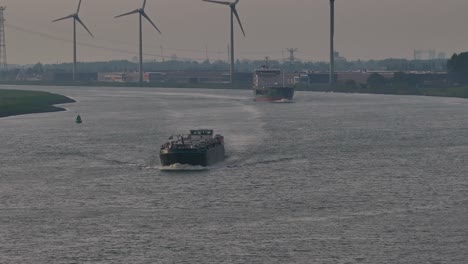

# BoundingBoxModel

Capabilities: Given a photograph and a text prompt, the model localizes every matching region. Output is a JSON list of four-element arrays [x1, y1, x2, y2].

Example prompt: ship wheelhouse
[[190, 129, 214, 140]]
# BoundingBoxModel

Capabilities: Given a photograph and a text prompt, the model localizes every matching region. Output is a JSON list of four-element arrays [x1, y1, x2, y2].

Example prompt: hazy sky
[[2, 0, 468, 64]]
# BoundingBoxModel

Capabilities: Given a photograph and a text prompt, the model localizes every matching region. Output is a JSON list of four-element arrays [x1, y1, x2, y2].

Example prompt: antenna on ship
[[203, 0, 246, 84], [52, 0, 94, 81], [115, 0, 162, 84]]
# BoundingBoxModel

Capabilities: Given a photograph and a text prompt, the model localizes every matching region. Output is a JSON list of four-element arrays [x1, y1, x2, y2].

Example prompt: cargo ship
[[253, 59, 295, 102], [160, 129, 225, 167]]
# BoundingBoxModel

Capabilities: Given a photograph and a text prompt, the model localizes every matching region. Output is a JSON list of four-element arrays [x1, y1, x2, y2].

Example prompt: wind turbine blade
[[143, 0, 147, 9], [232, 8, 245, 36], [115, 9, 140, 18], [76, 16, 94, 37], [52, 14, 74, 22], [77, 0, 82, 13], [141, 11, 162, 34], [202, 0, 231, 6]]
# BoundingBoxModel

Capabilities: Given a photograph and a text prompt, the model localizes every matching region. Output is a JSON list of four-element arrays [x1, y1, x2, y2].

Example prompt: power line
[[6, 23, 220, 62], [6, 22, 287, 63], [286, 48, 298, 63]]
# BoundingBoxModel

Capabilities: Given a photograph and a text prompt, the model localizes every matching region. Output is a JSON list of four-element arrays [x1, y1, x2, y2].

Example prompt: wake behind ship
[[253, 60, 295, 102], [160, 129, 225, 167]]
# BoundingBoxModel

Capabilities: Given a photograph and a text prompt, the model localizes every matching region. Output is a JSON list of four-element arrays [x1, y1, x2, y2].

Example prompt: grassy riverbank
[[0, 89, 75, 118]]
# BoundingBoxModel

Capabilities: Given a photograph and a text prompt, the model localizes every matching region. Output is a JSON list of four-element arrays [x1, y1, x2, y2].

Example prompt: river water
[[1, 85, 467, 263]]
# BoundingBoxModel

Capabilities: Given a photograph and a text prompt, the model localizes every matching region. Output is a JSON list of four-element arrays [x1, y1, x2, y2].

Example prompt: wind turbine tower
[[115, 0, 162, 84], [329, 0, 335, 86], [0, 6, 7, 71], [52, 0, 94, 81], [203, 0, 246, 84]]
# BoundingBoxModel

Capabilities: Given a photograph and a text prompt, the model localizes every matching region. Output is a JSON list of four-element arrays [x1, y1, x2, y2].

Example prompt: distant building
[[44, 72, 97, 82], [305, 72, 333, 84], [406, 72, 449, 87], [163, 71, 230, 84], [294, 74, 310, 85], [336, 70, 449, 87], [98, 72, 127, 82], [337, 71, 394, 85], [413, 49, 447, 60], [145, 72, 167, 83], [97, 70, 235, 84]]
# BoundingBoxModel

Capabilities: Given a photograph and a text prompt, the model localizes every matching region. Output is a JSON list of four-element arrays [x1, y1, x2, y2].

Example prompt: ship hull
[[160, 145, 225, 167], [254, 87, 295, 102]]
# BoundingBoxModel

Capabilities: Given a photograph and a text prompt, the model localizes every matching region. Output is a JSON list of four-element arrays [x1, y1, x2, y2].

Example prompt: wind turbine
[[115, 0, 161, 84], [203, 0, 246, 84], [329, 0, 335, 86], [52, 0, 93, 81]]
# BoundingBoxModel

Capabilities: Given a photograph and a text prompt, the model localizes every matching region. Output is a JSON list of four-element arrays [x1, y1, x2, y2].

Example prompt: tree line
[[295, 52, 468, 98], [1, 57, 449, 79]]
